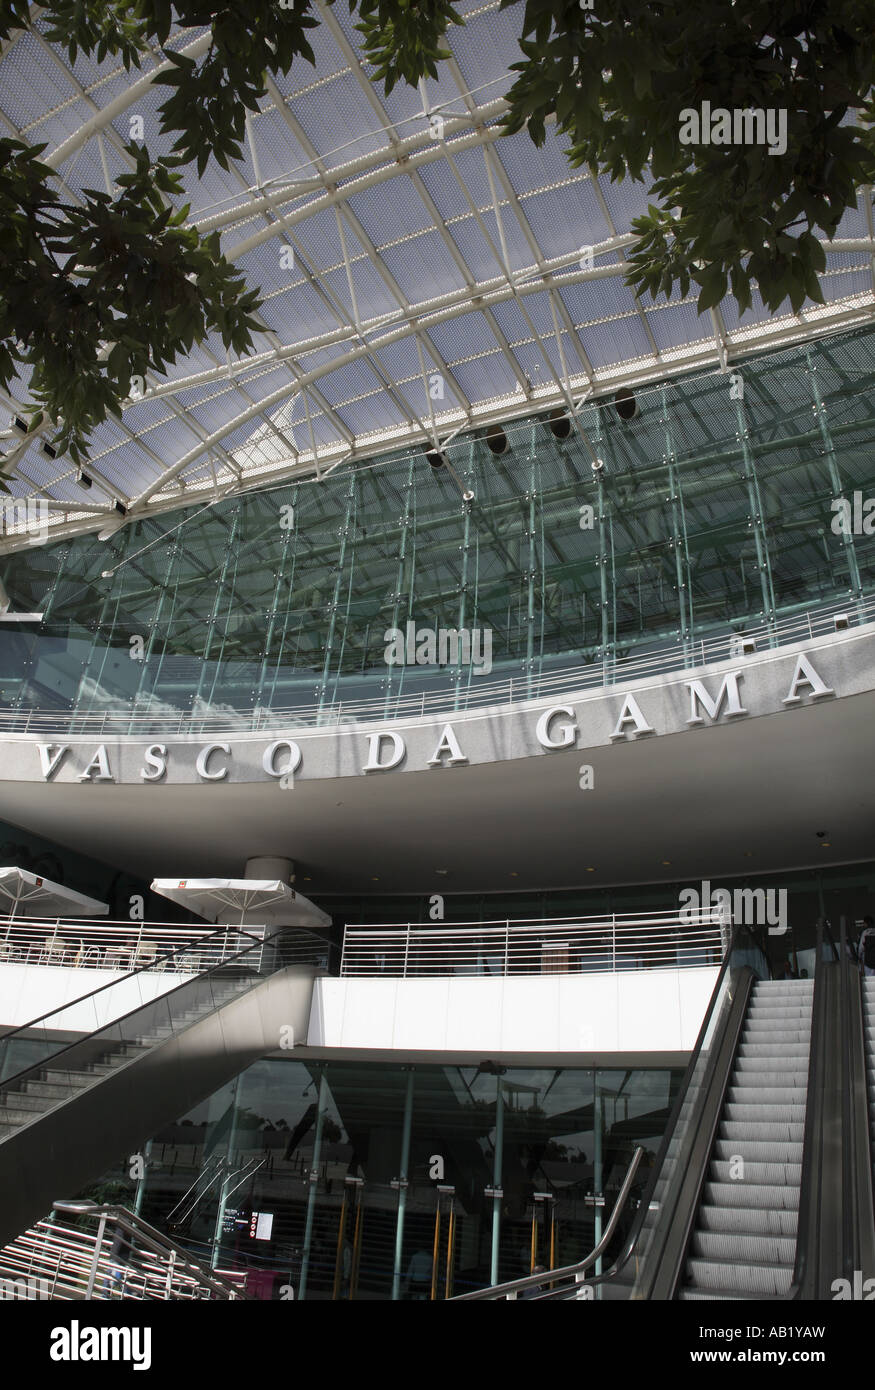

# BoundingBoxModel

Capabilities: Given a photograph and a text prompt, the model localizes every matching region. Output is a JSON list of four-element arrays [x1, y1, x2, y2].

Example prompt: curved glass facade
[[2, 327, 874, 722]]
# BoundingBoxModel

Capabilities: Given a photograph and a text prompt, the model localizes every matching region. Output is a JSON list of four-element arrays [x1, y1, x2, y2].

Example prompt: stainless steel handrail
[[341, 910, 727, 977], [0, 593, 870, 736], [451, 1146, 645, 1300]]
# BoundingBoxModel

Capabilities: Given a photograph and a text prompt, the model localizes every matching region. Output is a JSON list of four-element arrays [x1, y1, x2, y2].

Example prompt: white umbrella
[[150, 878, 331, 931], [0, 866, 108, 920]]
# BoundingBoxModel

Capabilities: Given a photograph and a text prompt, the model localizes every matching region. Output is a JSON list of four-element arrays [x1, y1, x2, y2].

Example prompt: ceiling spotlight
[[40, 440, 58, 460], [426, 449, 447, 470], [113, 500, 127, 517], [591, 457, 605, 472], [77, 472, 93, 489], [548, 409, 572, 441], [614, 388, 638, 421], [10, 416, 29, 437], [462, 489, 475, 502], [485, 425, 509, 455], [100, 569, 113, 579]]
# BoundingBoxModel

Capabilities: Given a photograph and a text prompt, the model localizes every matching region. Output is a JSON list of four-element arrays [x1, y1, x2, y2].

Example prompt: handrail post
[[504, 921, 509, 975], [403, 925, 410, 978], [612, 915, 616, 972], [84, 1212, 108, 1300]]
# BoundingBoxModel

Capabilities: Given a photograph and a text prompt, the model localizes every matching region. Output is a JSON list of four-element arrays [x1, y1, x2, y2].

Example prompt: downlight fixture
[[547, 409, 572, 441], [485, 425, 509, 455], [614, 388, 638, 421], [77, 471, 92, 489], [591, 457, 605, 473]]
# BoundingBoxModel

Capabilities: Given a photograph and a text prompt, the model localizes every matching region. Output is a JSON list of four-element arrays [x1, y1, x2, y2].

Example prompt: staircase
[[864, 978, 875, 1178], [0, 1208, 248, 1300], [679, 978, 813, 1299]]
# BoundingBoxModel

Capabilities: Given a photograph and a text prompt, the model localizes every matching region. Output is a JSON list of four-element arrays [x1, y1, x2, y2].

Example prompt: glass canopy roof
[[2, 0, 875, 549]]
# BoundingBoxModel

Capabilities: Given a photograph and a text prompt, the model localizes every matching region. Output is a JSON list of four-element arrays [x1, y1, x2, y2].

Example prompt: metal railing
[[0, 593, 871, 737], [0, 924, 328, 1087], [0, 1205, 248, 1300], [340, 909, 728, 978], [452, 1147, 646, 1300], [0, 916, 262, 973]]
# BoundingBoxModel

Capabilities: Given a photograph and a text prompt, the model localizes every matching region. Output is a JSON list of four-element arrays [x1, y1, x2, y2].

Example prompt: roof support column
[[383, 458, 415, 718], [805, 346, 864, 610], [731, 387, 778, 641], [661, 387, 694, 662], [316, 473, 356, 719]]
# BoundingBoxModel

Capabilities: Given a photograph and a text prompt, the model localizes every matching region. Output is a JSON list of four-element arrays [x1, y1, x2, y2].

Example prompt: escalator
[[491, 919, 875, 1302], [623, 919, 875, 1300], [679, 979, 812, 1299], [0, 929, 322, 1249]]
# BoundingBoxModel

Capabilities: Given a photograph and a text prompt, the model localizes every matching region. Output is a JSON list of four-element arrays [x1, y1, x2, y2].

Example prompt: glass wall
[[90, 1059, 682, 1300], [2, 327, 875, 721]]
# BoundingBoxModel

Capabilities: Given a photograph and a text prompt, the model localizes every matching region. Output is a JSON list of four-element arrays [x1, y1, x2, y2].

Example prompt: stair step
[[704, 1181, 801, 1210], [719, 1119, 804, 1142], [713, 1139, 803, 1163], [697, 1205, 797, 1237], [690, 1231, 797, 1264], [727, 1085, 806, 1103], [710, 1159, 801, 1185], [732, 1060, 808, 1077], [683, 1258, 791, 1296], [724, 1102, 805, 1122]]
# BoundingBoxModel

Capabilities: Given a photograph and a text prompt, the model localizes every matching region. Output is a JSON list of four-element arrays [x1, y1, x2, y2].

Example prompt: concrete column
[[244, 856, 294, 884]]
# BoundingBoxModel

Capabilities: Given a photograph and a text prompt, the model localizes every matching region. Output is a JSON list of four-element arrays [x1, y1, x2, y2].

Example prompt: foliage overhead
[[0, 0, 873, 471]]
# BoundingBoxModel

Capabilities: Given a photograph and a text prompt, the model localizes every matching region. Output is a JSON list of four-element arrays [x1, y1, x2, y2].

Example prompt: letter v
[[37, 744, 69, 779]]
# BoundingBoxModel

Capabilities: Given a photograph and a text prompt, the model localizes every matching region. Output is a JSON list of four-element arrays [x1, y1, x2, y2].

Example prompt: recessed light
[[509, 872, 518, 878], [661, 860, 671, 866], [820, 842, 831, 849], [585, 866, 595, 873], [371, 876, 379, 881], [435, 869, 449, 876]]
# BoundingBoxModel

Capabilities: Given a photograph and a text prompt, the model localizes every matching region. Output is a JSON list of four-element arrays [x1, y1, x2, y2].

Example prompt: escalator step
[[691, 1232, 797, 1264], [704, 1181, 800, 1210], [709, 1159, 801, 1184], [732, 1061, 808, 1078], [726, 1085, 806, 1103], [713, 1139, 803, 1162], [720, 1119, 804, 1142], [724, 1102, 805, 1122], [697, 1205, 797, 1237], [684, 1258, 792, 1296]]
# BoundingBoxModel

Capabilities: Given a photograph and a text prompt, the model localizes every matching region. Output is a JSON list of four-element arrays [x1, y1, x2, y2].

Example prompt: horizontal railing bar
[[0, 593, 870, 735]]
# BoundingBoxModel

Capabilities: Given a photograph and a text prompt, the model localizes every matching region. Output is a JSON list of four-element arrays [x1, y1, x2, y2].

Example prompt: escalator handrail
[[786, 916, 830, 1299], [839, 915, 875, 1284], [450, 1146, 645, 1299], [0, 929, 301, 1095]]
